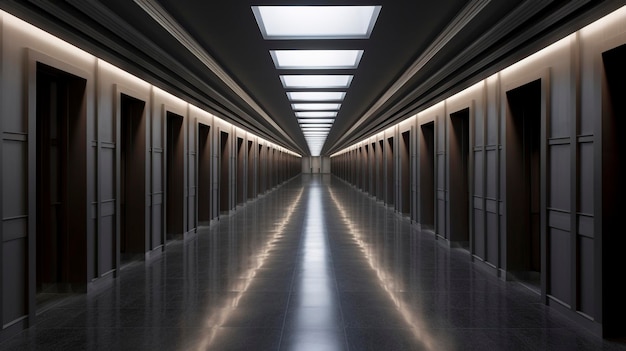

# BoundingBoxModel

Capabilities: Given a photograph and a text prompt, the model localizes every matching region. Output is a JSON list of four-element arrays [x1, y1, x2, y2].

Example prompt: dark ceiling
[[1, 0, 622, 156]]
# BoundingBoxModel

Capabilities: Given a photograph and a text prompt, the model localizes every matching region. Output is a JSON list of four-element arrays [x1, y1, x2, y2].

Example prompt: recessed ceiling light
[[287, 91, 345, 101], [295, 112, 338, 118], [252, 6, 381, 40], [271, 50, 363, 69], [280, 75, 353, 89], [292, 103, 341, 111], [297, 118, 335, 124], [298, 123, 333, 128], [301, 127, 331, 131]]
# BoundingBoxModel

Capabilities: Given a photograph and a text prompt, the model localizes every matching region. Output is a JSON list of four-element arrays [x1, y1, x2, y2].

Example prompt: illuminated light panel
[[295, 111, 338, 118], [292, 103, 341, 111], [301, 127, 330, 131], [298, 118, 335, 124], [280, 75, 353, 89], [252, 6, 381, 40], [271, 50, 363, 69], [298, 124, 333, 128], [287, 91, 345, 101]]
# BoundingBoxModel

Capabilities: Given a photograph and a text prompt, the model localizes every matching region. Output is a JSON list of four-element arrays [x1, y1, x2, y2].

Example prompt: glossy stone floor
[[2, 174, 626, 351]]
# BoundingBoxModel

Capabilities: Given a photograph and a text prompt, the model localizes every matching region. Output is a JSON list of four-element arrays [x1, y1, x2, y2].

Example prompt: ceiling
[[1, 0, 621, 156]]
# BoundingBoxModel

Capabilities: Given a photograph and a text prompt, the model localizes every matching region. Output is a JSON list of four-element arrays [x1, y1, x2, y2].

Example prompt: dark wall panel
[[385, 137, 395, 206], [99, 214, 114, 273], [1, 136, 28, 324], [474, 151, 484, 196], [98, 164, 115, 269], [487, 212, 498, 264], [579, 142, 593, 214], [485, 148, 498, 265], [2, 239, 26, 323], [436, 153, 446, 237], [187, 120, 196, 233], [579, 235, 594, 315], [549, 144, 570, 210], [151, 152, 164, 248], [549, 228, 571, 305]]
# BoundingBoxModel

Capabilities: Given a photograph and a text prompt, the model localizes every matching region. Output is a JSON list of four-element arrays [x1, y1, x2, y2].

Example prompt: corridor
[[1, 175, 623, 350]]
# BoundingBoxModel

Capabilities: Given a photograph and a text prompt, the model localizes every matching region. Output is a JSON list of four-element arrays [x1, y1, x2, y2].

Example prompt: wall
[[331, 6, 626, 338], [301, 156, 331, 173], [0, 10, 300, 340]]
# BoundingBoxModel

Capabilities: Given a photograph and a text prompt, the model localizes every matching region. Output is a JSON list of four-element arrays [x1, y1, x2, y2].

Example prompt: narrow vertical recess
[[35, 62, 87, 309], [505, 80, 541, 288], [236, 137, 245, 205], [601, 44, 626, 338], [220, 131, 230, 213], [449, 108, 470, 246], [401, 131, 411, 215], [420, 122, 435, 230], [247, 140, 255, 200], [120, 94, 146, 262], [198, 123, 211, 224], [386, 137, 395, 206], [166, 111, 184, 239]]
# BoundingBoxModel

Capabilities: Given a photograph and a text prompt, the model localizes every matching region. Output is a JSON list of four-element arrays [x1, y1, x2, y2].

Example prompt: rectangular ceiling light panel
[[298, 123, 333, 128], [295, 112, 338, 118], [252, 6, 381, 40], [292, 103, 341, 111], [297, 118, 335, 124], [271, 50, 363, 69], [287, 91, 345, 101], [280, 75, 353, 89]]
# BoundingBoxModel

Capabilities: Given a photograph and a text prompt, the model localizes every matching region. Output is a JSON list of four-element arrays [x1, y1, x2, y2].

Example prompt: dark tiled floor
[[2, 174, 626, 350]]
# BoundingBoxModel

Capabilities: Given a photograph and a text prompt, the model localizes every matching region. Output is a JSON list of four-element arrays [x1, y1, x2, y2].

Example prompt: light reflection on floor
[[1, 174, 624, 350]]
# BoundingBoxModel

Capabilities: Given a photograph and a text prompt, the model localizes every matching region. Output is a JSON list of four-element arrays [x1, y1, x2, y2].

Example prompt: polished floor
[[2, 174, 626, 351]]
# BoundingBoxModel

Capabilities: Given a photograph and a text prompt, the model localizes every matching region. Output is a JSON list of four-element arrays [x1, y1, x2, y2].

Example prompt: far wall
[[302, 156, 331, 173]]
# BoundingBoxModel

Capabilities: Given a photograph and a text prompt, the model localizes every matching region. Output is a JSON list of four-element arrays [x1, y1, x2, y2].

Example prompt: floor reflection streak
[[328, 189, 437, 351], [191, 189, 304, 351]]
